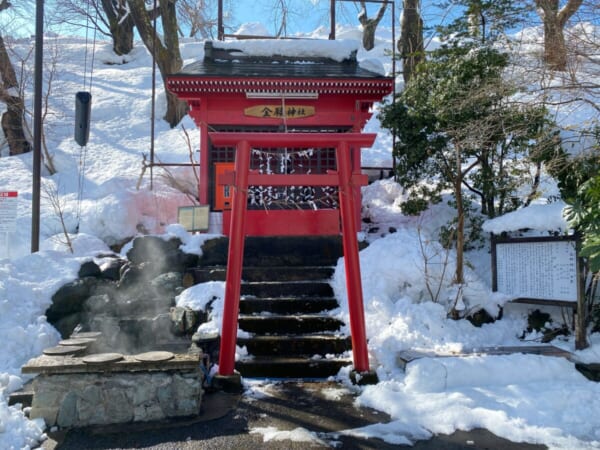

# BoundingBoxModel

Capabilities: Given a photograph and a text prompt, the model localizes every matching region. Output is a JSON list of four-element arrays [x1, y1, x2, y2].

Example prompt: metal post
[[149, 0, 157, 191], [218, 140, 251, 375], [199, 104, 210, 205], [391, 0, 397, 177], [336, 141, 370, 373], [31, 0, 44, 253], [575, 246, 588, 350], [218, 0, 224, 40], [330, 0, 336, 40]]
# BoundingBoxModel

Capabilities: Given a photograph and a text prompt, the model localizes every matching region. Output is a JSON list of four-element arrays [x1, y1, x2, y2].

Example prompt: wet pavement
[[42, 381, 548, 450]]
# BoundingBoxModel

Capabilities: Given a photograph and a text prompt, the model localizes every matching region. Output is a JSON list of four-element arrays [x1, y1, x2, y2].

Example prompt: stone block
[[78, 384, 104, 424], [29, 406, 58, 427], [56, 392, 77, 428], [104, 387, 133, 424]]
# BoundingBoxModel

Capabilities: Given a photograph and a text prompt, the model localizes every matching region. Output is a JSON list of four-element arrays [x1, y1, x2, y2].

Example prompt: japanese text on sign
[[0, 191, 18, 233], [244, 105, 315, 119], [495, 239, 577, 302]]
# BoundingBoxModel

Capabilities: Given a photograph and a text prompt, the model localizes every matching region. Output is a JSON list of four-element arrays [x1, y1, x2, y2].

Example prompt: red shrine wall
[[168, 78, 390, 236]]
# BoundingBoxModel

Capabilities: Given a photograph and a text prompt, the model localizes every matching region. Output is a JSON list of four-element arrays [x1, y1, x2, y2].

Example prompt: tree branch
[[558, 0, 584, 26]]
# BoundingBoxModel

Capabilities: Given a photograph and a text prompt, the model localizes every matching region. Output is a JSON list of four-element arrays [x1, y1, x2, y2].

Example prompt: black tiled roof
[[176, 41, 386, 79]]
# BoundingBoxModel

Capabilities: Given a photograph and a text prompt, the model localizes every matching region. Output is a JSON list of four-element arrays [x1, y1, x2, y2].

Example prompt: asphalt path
[[42, 381, 548, 450]]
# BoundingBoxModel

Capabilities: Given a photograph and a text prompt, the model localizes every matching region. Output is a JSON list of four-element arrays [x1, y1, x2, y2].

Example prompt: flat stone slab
[[43, 346, 86, 356], [22, 352, 200, 375], [134, 351, 174, 362], [59, 338, 96, 346], [397, 345, 574, 370], [82, 353, 124, 364]]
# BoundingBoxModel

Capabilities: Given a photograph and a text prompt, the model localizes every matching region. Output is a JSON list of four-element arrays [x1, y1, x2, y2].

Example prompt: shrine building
[[167, 39, 393, 237]]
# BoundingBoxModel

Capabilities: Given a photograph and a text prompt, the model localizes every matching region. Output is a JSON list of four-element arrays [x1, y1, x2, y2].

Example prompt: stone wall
[[30, 372, 202, 428], [23, 351, 203, 428], [30, 369, 202, 428]]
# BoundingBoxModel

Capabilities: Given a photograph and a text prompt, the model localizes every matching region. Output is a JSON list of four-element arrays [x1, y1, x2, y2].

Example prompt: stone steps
[[195, 236, 347, 267], [7, 380, 34, 408], [237, 334, 352, 356], [241, 281, 334, 298], [191, 235, 352, 379], [239, 297, 339, 315], [234, 356, 352, 379], [238, 314, 344, 334], [185, 266, 334, 284]]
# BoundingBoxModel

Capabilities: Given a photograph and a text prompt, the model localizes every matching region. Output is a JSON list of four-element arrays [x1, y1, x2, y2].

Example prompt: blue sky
[[230, 0, 419, 36]]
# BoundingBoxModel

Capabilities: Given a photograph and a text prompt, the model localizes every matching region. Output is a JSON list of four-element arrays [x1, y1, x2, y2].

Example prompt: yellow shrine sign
[[244, 105, 315, 119]]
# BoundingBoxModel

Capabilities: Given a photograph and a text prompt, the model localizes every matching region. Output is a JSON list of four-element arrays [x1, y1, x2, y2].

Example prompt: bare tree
[[273, 0, 290, 37], [177, 0, 217, 38], [100, 0, 136, 55], [0, 36, 31, 156], [126, 0, 188, 127], [0, 0, 31, 156], [357, 0, 389, 51], [54, 0, 135, 56], [21, 38, 62, 174], [535, 0, 583, 71], [399, 0, 423, 84], [43, 181, 74, 253]]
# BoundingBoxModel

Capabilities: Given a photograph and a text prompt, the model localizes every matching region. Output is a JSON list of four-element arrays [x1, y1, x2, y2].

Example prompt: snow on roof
[[482, 202, 568, 234], [211, 38, 360, 62]]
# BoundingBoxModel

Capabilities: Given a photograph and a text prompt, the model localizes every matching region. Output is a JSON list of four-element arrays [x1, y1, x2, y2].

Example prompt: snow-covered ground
[[1, 22, 600, 450]]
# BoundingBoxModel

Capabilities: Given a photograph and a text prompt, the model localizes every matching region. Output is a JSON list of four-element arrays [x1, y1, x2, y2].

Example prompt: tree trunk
[[101, 0, 135, 56], [126, 0, 188, 127], [0, 34, 31, 156], [479, 148, 496, 217], [358, 1, 389, 51], [542, 9, 568, 71], [361, 21, 377, 51], [454, 147, 464, 286], [535, 0, 583, 71], [113, 23, 134, 56], [399, 0, 423, 84]]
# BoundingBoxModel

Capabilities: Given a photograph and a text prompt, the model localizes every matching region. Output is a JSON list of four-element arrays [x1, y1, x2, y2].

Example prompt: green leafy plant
[[564, 173, 600, 272], [379, 46, 559, 290]]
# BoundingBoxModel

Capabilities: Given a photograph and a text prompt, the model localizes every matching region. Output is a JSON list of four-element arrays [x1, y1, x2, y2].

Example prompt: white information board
[[495, 238, 578, 302], [0, 191, 18, 233], [178, 205, 209, 232]]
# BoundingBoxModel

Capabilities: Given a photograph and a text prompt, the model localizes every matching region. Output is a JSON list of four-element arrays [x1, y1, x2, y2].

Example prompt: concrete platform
[[396, 345, 574, 370]]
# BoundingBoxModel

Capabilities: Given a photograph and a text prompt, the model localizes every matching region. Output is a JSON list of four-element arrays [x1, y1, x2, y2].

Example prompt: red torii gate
[[167, 40, 394, 379], [211, 132, 375, 376]]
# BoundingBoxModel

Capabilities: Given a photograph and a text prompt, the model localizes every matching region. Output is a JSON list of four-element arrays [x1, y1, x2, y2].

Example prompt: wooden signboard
[[178, 205, 210, 232], [244, 105, 315, 119], [492, 235, 579, 305]]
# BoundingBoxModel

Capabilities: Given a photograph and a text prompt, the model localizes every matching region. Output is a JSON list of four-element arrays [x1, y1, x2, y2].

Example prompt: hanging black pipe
[[31, 0, 43, 253]]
